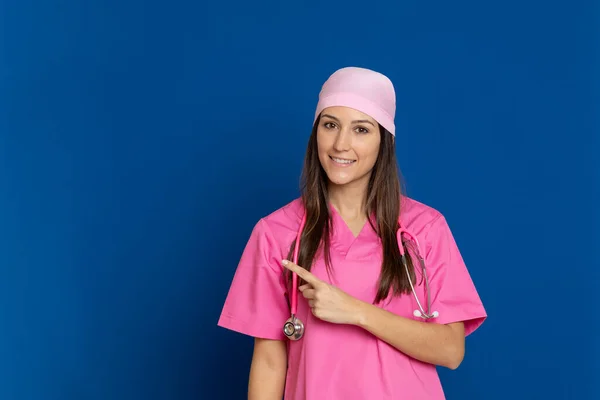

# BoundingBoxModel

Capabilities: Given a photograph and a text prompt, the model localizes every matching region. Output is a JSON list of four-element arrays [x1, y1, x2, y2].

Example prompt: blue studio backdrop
[[1, 0, 598, 399]]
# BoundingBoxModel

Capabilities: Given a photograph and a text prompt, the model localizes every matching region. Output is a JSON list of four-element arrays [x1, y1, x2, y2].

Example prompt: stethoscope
[[283, 213, 439, 341]]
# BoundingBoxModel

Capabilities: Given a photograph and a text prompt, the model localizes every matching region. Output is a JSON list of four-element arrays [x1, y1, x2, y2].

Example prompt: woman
[[217, 66, 487, 399]]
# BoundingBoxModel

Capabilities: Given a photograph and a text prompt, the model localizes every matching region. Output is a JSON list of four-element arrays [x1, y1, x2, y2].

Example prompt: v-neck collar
[[329, 204, 379, 258]]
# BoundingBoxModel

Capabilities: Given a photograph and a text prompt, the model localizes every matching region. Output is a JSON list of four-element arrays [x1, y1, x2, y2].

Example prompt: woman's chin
[[326, 172, 356, 187]]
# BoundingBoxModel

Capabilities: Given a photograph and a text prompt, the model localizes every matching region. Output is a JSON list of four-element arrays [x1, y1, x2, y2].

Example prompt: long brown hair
[[285, 115, 416, 304]]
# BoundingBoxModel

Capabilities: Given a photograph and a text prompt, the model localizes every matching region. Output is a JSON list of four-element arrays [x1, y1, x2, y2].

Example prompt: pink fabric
[[314, 67, 397, 135], [218, 196, 487, 399]]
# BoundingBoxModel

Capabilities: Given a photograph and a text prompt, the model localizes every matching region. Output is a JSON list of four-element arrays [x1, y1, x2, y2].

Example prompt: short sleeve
[[425, 215, 487, 336], [217, 218, 290, 340]]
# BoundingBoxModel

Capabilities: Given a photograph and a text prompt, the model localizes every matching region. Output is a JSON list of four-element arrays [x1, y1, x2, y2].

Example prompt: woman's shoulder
[[261, 197, 304, 229], [399, 194, 447, 234], [248, 197, 304, 249]]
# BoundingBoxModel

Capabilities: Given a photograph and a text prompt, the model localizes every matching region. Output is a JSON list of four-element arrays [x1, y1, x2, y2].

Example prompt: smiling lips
[[329, 155, 356, 166]]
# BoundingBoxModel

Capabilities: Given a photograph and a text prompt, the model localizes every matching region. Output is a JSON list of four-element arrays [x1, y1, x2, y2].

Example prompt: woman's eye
[[356, 126, 369, 134], [324, 122, 337, 129]]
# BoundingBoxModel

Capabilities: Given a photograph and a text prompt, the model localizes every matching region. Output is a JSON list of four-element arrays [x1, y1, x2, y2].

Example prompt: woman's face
[[316, 106, 381, 188]]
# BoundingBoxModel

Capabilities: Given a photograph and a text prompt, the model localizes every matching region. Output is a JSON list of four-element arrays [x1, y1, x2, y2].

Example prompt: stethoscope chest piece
[[283, 315, 304, 341]]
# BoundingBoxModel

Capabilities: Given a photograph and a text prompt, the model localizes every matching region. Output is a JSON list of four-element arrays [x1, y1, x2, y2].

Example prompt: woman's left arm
[[354, 301, 465, 369]]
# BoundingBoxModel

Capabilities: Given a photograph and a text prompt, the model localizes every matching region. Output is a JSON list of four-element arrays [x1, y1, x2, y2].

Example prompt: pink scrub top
[[218, 196, 487, 399]]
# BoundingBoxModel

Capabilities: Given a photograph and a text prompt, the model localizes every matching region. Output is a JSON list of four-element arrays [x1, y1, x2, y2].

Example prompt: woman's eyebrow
[[321, 114, 375, 126]]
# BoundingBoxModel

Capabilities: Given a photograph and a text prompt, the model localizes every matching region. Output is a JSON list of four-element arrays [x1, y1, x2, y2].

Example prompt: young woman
[[218, 66, 487, 399]]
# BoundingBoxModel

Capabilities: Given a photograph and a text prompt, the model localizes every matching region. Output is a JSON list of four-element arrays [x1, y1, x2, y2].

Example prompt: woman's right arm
[[248, 338, 288, 400]]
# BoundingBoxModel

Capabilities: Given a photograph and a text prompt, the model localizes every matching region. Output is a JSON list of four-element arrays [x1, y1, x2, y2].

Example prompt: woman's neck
[[328, 182, 368, 220]]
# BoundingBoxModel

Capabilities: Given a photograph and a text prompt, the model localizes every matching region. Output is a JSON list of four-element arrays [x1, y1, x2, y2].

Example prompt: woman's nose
[[333, 129, 351, 151]]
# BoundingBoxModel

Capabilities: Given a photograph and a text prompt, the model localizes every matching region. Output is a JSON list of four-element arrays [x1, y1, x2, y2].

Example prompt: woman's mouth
[[330, 156, 356, 166]]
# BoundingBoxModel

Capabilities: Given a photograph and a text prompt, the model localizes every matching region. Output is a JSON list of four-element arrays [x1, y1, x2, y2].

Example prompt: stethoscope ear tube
[[398, 228, 439, 320]]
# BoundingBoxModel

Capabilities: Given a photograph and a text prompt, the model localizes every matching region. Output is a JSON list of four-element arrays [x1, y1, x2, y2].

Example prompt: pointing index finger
[[282, 260, 322, 286]]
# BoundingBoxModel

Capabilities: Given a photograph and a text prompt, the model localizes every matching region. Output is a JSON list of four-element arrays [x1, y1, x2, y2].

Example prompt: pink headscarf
[[314, 67, 396, 136]]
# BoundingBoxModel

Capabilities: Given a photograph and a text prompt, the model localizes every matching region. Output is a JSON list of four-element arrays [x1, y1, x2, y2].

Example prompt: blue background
[[1, 0, 598, 399]]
